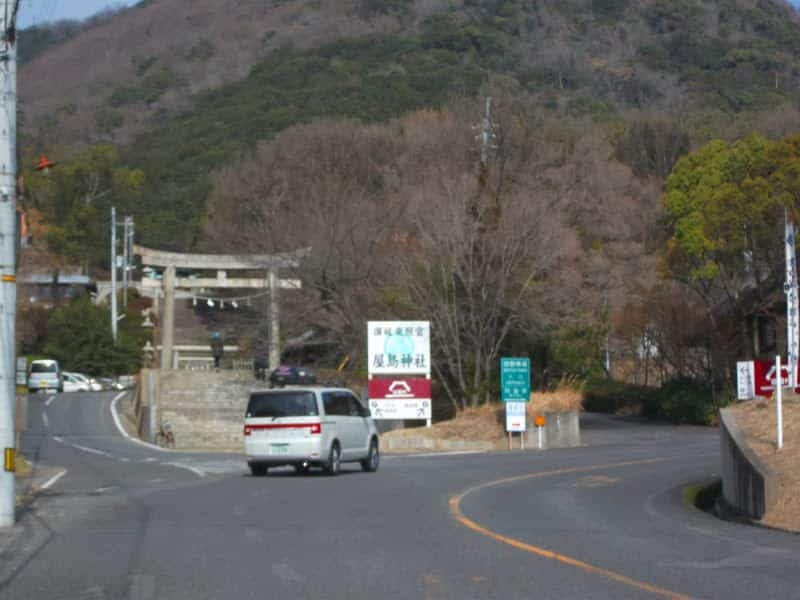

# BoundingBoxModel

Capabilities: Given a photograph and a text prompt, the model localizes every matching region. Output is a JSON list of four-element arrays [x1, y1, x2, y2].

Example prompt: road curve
[[0, 394, 798, 599]]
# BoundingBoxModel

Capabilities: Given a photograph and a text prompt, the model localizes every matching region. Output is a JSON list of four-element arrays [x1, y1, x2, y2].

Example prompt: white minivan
[[28, 359, 63, 394], [244, 387, 379, 476]]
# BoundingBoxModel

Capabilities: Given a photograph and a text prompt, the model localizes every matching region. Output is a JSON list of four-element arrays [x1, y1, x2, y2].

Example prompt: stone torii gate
[[134, 245, 309, 371]]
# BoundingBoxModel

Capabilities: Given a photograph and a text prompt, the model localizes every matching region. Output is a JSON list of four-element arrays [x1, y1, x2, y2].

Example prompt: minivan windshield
[[246, 391, 318, 418], [31, 362, 58, 373]]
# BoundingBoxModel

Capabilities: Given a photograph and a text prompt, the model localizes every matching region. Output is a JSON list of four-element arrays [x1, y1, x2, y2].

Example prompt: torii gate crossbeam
[[134, 245, 309, 371]]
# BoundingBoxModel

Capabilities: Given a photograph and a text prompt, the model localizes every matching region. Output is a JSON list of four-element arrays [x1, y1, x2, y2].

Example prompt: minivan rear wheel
[[361, 439, 379, 473], [324, 442, 341, 476], [250, 464, 267, 477]]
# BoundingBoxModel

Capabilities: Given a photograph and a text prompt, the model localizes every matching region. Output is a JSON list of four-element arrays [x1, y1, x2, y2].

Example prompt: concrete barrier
[[382, 436, 498, 452], [524, 411, 581, 449], [719, 408, 781, 520]]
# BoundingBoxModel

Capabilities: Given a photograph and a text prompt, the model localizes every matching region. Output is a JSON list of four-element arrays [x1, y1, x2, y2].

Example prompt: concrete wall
[[157, 370, 268, 451], [524, 411, 581, 449], [719, 408, 781, 520]]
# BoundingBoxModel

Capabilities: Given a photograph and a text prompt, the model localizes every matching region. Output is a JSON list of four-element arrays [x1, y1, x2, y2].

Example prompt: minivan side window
[[346, 394, 365, 417], [322, 392, 350, 416]]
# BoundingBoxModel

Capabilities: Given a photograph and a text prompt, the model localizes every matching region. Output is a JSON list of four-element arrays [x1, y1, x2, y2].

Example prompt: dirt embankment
[[727, 397, 800, 532], [382, 382, 583, 445]]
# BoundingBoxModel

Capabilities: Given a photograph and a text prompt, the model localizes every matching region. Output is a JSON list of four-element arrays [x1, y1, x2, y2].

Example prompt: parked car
[[96, 377, 125, 391], [28, 359, 63, 394], [62, 372, 91, 393], [244, 387, 379, 476], [268, 365, 317, 387], [63, 372, 102, 392]]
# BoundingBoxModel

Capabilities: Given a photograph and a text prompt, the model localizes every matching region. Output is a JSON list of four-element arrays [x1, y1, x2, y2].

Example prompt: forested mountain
[[18, 0, 800, 248], [17, 0, 800, 407]]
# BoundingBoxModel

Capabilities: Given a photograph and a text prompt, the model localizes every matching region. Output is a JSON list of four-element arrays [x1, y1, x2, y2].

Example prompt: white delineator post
[[0, 0, 18, 528], [777, 355, 784, 450]]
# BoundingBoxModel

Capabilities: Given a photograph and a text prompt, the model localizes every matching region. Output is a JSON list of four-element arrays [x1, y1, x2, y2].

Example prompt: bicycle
[[155, 421, 175, 449]]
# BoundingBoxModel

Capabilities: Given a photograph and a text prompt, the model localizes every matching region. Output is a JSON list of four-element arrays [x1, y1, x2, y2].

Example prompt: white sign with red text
[[505, 402, 526, 432]]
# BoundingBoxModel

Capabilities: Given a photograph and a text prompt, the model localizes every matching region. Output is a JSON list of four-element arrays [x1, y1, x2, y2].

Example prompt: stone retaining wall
[[159, 370, 266, 450], [524, 411, 581, 449], [719, 408, 781, 520]]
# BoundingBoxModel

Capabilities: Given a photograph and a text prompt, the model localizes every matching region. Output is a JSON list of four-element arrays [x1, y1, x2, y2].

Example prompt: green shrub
[[43, 294, 149, 376], [646, 378, 731, 425], [583, 379, 654, 414], [95, 108, 124, 133]]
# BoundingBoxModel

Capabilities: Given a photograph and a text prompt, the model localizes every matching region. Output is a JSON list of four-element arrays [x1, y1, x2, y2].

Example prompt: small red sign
[[754, 359, 800, 397], [369, 378, 431, 400]]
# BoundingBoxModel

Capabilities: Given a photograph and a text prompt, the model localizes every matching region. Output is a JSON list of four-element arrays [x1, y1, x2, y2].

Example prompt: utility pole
[[111, 207, 117, 343], [128, 217, 134, 302], [122, 216, 128, 307], [0, 0, 20, 529]]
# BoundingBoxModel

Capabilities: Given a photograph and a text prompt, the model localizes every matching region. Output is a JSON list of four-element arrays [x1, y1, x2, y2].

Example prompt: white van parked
[[244, 387, 379, 476], [28, 359, 63, 394]]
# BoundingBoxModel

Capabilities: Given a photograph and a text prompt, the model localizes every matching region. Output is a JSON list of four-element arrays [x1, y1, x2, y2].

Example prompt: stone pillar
[[269, 267, 280, 371], [160, 265, 176, 371]]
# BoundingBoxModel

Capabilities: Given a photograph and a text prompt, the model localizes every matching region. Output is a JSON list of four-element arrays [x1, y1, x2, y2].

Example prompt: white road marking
[[93, 486, 117, 494], [387, 450, 486, 459], [119, 457, 131, 463], [44, 396, 55, 407], [42, 411, 49, 429], [162, 462, 205, 477], [52, 436, 64, 443], [39, 469, 67, 490], [110, 391, 172, 453], [69, 443, 110, 457]]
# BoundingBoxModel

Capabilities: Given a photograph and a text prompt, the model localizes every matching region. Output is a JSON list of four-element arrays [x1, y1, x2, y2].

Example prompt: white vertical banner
[[786, 211, 799, 388], [736, 361, 755, 400]]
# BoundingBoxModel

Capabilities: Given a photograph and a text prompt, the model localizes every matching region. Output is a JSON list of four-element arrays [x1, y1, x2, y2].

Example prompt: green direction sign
[[501, 357, 530, 403]]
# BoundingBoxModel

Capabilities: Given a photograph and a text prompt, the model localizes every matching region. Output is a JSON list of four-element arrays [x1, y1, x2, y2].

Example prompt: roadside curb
[[110, 391, 172, 453], [15, 465, 66, 508]]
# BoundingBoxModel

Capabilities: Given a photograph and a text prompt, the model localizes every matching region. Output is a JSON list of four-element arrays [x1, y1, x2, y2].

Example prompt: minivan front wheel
[[324, 442, 341, 476], [361, 439, 379, 473]]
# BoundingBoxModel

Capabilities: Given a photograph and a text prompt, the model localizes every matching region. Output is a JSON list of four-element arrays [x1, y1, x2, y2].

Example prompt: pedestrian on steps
[[211, 332, 224, 370]]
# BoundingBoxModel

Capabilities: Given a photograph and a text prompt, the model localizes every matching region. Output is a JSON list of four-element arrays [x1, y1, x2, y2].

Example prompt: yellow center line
[[449, 458, 694, 600]]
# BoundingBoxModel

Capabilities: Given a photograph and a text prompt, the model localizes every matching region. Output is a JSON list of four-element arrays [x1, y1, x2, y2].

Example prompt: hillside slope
[[17, 0, 800, 257]]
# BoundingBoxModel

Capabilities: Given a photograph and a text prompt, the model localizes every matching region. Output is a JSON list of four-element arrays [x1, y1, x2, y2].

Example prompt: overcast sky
[[17, 0, 139, 29], [12, 0, 800, 29]]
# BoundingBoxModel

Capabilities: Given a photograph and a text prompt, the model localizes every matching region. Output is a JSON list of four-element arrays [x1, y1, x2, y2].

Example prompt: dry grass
[[727, 396, 800, 532], [384, 404, 505, 442], [383, 381, 585, 443], [528, 378, 584, 416]]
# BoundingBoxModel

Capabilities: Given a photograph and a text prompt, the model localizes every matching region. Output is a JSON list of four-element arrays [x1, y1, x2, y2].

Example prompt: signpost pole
[[426, 373, 431, 428], [537, 426, 542, 449]]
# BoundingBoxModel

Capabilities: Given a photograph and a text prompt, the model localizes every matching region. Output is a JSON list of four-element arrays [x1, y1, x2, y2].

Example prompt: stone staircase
[[159, 369, 268, 450]]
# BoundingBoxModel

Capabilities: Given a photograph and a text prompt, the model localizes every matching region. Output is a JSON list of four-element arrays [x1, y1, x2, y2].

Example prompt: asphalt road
[[1, 391, 799, 599]]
